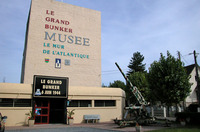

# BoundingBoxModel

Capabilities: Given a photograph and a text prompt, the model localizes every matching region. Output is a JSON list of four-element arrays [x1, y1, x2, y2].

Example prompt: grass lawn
[[150, 127, 200, 132]]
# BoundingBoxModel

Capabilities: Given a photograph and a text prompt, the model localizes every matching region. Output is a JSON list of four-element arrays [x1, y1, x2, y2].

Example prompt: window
[[68, 100, 78, 107], [0, 98, 32, 107], [94, 100, 104, 107], [105, 100, 116, 107], [68, 100, 91, 107], [0, 99, 13, 107], [94, 100, 116, 107], [80, 100, 91, 107], [14, 99, 32, 107]]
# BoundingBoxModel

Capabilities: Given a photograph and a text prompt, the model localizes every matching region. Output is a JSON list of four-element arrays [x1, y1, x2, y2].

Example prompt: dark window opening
[[94, 100, 104, 107], [95, 100, 116, 107], [105, 100, 116, 107], [0, 99, 13, 107], [68, 100, 91, 107], [0, 99, 32, 107], [14, 99, 31, 107]]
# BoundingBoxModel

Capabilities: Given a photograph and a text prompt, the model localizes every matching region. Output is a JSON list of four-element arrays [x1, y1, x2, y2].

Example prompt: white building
[[185, 64, 200, 106]]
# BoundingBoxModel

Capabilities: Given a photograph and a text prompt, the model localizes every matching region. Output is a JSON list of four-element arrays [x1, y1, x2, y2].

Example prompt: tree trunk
[[166, 106, 170, 117]]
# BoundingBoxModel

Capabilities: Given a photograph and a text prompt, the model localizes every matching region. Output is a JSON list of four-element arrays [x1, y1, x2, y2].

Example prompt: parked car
[[0, 113, 7, 132]]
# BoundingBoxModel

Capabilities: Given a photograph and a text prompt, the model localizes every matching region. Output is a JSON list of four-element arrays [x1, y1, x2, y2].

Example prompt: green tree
[[148, 51, 191, 106], [126, 72, 150, 104], [109, 80, 126, 90], [127, 52, 146, 75], [125, 52, 148, 105]]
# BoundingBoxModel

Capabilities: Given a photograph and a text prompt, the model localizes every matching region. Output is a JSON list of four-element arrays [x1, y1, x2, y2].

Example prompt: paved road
[[6, 127, 120, 132]]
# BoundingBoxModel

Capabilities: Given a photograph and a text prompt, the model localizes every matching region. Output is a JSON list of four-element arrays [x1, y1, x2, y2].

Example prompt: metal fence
[[149, 105, 182, 117]]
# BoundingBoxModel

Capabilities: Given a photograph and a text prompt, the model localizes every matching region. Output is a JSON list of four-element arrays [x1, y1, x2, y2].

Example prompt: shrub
[[187, 104, 200, 112], [175, 112, 200, 125]]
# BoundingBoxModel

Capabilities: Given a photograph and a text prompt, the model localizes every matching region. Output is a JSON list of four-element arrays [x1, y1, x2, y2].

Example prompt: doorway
[[34, 98, 66, 124], [49, 98, 66, 123], [34, 99, 50, 124]]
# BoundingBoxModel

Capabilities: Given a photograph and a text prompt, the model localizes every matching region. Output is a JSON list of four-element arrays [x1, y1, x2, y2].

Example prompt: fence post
[[178, 106, 181, 112], [198, 107, 200, 112], [151, 106, 154, 117], [163, 106, 166, 117]]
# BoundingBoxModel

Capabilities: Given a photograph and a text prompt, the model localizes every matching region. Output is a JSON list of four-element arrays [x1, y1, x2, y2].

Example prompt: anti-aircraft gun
[[114, 62, 154, 127]]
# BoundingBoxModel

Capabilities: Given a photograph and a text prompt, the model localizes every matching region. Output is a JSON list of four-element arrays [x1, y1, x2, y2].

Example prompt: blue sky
[[0, 0, 200, 85]]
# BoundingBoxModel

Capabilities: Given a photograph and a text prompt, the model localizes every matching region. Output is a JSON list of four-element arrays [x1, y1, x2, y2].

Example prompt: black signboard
[[33, 75, 68, 98]]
